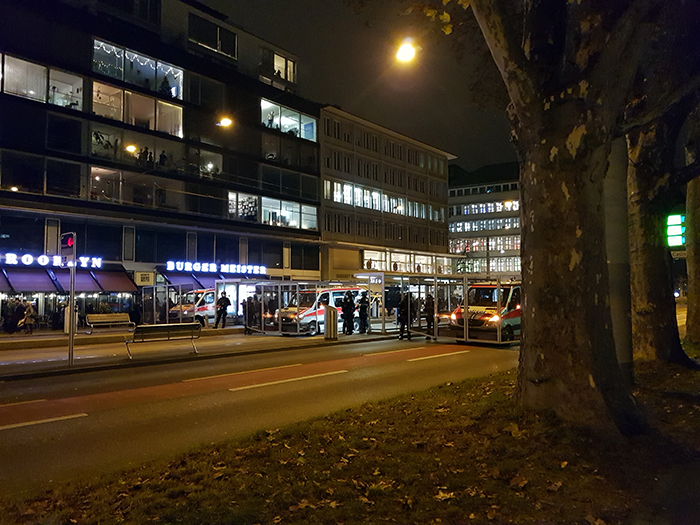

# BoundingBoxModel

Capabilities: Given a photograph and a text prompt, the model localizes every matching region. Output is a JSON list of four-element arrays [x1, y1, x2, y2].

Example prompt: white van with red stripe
[[449, 282, 521, 341], [168, 288, 215, 326], [278, 287, 361, 335]]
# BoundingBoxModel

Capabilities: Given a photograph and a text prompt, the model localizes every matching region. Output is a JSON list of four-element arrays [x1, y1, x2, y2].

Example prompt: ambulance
[[277, 287, 363, 335], [168, 288, 215, 326], [449, 281, 521, 342]]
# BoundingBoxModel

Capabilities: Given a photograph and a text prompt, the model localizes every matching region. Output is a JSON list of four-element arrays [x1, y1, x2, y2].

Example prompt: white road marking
[[0, 399, 47, 408], [229, 370, 348, 392], [0, 413, 88, 431], [408, 349, 471, 362], [183, 363, 303, 382], [368, 346, 427, 356]]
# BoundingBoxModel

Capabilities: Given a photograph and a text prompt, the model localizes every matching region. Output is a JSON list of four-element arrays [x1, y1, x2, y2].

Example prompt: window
[[237, 193, 259, 221], [0, 152, 44, 194], [189, 14, 236, 58], [124, 50, 156, 89], [301, 206, 317, 230], [156, 100, 183, 137], [49, 70, 83, 110], [93, 40, 184, 99], [261, 99, 317, 142], [125, 91, 155, 130], [47, 115, 83, 154], [93, 82, 123, 120], [273, 53, 296, 83], [46, 160, 82, 198], [4, 56, 46, 102], [343, 183, 353, 205]]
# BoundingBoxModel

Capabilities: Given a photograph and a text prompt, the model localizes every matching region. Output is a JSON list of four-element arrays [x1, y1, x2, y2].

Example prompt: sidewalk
[[0, 325, 399, 380]]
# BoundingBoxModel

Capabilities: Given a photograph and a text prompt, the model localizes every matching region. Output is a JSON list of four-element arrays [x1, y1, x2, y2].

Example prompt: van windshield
[[183, 291, 204, 305], [288, 292, 316, 308], [467, 287, 510, 307]]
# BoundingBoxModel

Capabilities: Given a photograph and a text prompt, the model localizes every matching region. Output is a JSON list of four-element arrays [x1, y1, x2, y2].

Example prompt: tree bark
[[685, 110, 700, 344], [627, 107, 699, 368]]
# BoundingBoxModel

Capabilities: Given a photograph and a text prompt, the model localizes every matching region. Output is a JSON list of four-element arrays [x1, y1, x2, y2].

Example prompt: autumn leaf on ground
[[401, 495, 413, 509], [435, 490, 455, 501], [509, 475, 528, 489], [585, 516, 606, 525], [358, 496, 374, 505], [547, 481, 563, 492], [561, 461, 568, 469]]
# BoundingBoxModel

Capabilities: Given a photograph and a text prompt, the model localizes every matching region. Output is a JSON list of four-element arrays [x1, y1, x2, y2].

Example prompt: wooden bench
[[125, 323, 201, 359], [86, 313, 135, 334]]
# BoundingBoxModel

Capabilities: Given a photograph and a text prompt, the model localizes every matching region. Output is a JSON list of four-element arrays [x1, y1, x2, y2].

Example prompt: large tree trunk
[[685, 110, 700, 344], [687, 177, 700, 343], [515, 112, 647, 434], [467, 0, 653, 435], [627, 110, 698, 367]]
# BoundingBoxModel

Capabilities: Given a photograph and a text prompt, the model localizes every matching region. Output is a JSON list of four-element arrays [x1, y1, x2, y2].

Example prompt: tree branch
[[469, 0, 538, 117], [618, 73, 700, 137], [589, 0, 660, 115]]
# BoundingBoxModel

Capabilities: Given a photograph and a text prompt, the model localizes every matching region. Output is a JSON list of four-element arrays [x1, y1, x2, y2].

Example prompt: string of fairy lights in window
[[93, 40, 183, 86]]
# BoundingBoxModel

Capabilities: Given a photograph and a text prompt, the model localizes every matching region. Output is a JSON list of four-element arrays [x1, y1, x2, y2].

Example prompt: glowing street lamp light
[[125, 144, 137, 153], [396, 41, 416, 62], [217, 117, 233, 127]]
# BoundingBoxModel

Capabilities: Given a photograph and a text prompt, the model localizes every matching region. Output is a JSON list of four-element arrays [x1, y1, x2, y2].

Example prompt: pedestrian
[[21, 300, 36, 334], [424, 293, 435, 340], [398, 292, 412, 341], [358, 291, 369, 334], [13, 299, 26, 335], [214, 291, 231, 328], [342, 291, 355, 335]]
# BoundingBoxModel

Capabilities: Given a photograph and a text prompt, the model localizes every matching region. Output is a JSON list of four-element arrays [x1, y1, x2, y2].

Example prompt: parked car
[[449, 282, 521, 341], [168, 288, 215, 326]]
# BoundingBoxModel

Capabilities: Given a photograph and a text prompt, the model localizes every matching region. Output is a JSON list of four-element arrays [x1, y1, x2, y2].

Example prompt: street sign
[[671, 250, 687, 259], [60, 232, 76, 263]]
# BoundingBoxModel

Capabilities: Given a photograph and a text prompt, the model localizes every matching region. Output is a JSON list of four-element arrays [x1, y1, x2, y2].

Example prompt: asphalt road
[[0, 338, 518, 498]]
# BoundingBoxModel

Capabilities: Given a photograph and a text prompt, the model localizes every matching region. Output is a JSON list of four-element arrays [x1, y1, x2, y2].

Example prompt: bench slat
[[125, 323, 201, 359]]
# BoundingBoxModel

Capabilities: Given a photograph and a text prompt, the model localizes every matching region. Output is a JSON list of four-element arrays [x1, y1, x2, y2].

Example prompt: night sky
[[201, 0, 517, 172]]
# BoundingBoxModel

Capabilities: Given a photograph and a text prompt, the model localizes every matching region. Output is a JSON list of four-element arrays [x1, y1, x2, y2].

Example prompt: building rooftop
[[449, 162, 519, 188]]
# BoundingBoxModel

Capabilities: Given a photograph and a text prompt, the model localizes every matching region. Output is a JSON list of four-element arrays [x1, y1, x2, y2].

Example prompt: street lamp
[[396, 39, 417, 62], [217, 117, 233, 127]]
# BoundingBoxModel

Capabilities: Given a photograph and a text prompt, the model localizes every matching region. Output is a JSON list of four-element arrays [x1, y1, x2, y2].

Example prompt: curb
[[0, 326, 246, 352], [0, 334, 399, 382]]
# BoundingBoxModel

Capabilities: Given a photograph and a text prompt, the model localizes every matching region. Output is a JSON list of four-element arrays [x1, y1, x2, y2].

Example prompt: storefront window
[[363, 250, 386, 271], [93, 82, 123, 121], [48, 69, 83, 110]]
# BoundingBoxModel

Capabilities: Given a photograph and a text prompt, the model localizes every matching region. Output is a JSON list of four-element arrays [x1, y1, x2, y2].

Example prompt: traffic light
[[667, 215, 686, 247]]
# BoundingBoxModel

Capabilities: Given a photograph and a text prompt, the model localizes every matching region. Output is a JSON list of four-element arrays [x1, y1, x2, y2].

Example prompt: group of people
[[341, 290, 371, 335], [397, 292, 435, 341], [2, 298, 37, 335]]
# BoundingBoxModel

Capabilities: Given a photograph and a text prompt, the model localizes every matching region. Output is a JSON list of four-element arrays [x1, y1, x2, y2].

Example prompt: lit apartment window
[[261, 99, 316, 142]]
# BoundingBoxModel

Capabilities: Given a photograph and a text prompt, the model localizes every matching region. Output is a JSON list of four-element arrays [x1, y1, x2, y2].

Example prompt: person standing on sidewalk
[[21, 300, 36, 334], [424, 294, 435, 340], [342, 291, 355, 335], [214, 292, 231, 329], [398, 293, 412, 341], [358, 291, 369, 334]]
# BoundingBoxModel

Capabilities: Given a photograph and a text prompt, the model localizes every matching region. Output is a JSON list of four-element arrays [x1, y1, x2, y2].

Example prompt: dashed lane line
[[407, 349, 472, 362], [229, 370, 348, 392], [0, 399, 47, 408], [183, 363, 303, 382], [0, 413, 88, 431]]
